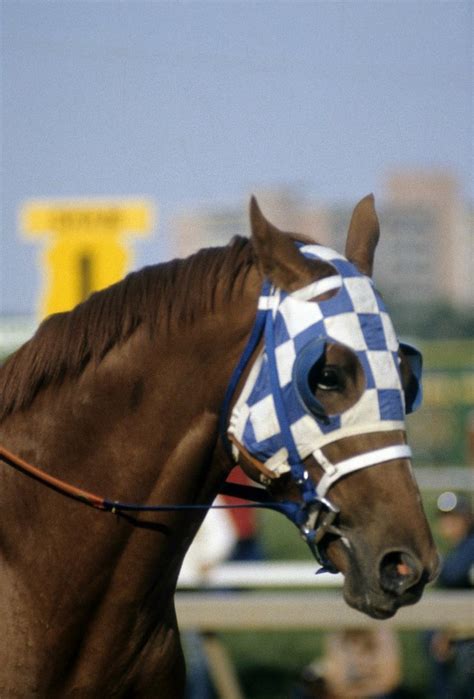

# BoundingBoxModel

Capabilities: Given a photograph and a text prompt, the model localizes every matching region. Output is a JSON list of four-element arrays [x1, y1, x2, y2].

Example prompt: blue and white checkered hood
[[229, 244, 407, 477]]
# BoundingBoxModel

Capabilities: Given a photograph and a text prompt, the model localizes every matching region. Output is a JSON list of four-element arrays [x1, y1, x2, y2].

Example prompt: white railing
[[176, 588, 473, 631], [415, 466, 473, 491], [177, 561, 472, 630], [178, 561, 343, 589], [176, 565, 473, 699]]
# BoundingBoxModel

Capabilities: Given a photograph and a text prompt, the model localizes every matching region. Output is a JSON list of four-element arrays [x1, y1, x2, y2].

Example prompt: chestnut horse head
[[0, 194, 438, 696], [226, 195, 439, 619]]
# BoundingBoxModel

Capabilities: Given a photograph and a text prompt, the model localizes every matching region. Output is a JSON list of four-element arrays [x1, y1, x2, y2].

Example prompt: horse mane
[[0, 236, 256, 422]]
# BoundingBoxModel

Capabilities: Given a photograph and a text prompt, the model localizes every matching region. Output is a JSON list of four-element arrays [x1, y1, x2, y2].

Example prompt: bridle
[[0, 245, 422, 573], [219, 271, 415, 570]]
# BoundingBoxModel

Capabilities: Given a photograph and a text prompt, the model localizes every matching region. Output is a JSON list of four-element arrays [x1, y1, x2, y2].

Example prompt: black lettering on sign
[[78, 252, 93, 301]]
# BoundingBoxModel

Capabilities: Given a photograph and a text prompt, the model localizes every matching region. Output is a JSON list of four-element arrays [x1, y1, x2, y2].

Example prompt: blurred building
[[383, 171, 472, 309], [174, 186, 331, 257], [172, 170, 473, 309]]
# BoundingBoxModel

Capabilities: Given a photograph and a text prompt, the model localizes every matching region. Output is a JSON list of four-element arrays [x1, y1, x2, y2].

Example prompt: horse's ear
[[345, 194, 380, 277], [250, 196, 320, 291]]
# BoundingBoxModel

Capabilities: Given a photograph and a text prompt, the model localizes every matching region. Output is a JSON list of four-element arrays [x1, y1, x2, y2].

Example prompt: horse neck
[[1, 266, 262, 509], [1, 265, 264, 568], [0, 267, 262, 694]]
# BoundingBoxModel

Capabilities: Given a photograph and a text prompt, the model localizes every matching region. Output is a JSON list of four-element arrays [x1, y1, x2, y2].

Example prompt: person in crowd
[[179, 497, 237, 587], [180, 498, 237, 699], [181, 468, 265, 698], [426, 490, 474, 699], [296, 627, 402, 699]]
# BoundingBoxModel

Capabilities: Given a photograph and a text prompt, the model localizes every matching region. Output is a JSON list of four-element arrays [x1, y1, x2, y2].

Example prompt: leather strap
[[314, 444, 412, 497]]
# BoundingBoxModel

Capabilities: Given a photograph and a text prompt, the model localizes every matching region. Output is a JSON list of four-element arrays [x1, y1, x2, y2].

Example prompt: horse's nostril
[[379, 550, 422, 595]]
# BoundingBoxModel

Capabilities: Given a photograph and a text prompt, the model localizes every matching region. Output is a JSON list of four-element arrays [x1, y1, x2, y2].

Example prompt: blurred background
[[1, 2, 472, 697]]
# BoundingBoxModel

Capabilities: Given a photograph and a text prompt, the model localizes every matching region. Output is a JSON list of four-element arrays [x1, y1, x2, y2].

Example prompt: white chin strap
[[313, 444, 412, 498]]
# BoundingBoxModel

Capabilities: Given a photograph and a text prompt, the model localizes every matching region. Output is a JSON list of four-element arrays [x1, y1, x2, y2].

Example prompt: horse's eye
[[317, 367, 343, 391]]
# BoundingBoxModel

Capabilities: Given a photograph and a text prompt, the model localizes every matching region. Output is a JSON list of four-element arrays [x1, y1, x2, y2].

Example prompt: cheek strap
[[313, 444, 412, 498]]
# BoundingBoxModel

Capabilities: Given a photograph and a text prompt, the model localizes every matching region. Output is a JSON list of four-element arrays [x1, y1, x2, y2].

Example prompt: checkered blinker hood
[[229, 244, 422, 488]]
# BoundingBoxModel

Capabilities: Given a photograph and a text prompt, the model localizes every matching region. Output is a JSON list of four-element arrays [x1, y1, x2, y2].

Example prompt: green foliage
[[221, 630, 325, 699], [418, 339, 474, 369], [388, 301, 474, 341]]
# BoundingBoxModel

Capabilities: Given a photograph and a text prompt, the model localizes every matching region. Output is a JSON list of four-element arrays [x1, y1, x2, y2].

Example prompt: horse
[[0, 194, 439, 697]]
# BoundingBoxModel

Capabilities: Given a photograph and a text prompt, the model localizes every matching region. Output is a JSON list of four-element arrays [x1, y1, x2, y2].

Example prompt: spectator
[[179, 497, 237, 586], [297, 627, 402, 698], [426, 490, 474, 699], [180, 498, 237, 699]]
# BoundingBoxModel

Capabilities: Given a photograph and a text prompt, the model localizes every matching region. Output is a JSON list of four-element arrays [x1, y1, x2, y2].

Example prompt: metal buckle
[[300, 496, 341, 544], [299, 497, 341, 573]]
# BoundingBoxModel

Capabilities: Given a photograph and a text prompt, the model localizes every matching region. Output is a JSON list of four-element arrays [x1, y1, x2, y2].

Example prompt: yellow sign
[[21, 199, 155, 318]]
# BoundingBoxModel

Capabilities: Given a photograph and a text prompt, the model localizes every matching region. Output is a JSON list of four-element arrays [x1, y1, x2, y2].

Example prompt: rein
[[0, 443, 299, 518]]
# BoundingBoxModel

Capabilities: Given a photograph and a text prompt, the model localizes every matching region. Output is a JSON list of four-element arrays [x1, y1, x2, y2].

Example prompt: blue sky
[[1, 0, 472, 314]]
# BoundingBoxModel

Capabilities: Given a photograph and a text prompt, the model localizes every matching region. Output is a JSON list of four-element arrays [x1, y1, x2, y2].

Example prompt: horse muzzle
[[335, 539, 440, 619]]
